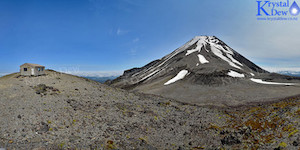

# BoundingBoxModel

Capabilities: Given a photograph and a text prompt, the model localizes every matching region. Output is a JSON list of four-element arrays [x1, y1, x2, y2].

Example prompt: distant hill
[[0, 73, 10, 77], [82, 76, 118, 83], [278, 71, 300, 77]]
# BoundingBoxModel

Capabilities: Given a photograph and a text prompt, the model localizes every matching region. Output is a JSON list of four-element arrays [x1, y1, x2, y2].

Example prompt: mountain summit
[[109, 36, 300, 106]]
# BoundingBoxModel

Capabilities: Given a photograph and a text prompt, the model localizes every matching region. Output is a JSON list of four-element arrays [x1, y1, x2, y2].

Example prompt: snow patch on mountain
[[226, 54, 243, 66], [186, 49, 200, 56], [141, 70, 160, 81], [197, 54, 209, 64], [250, 73, 255, 76], [185, 38, 206, 56], [213, 44, 233, 55], [164, 70, 189, 85], [210, 44, 242, 70], [227, 70, 245, 78], [186, 44, 202, 56], [250, 78, 296, 85]]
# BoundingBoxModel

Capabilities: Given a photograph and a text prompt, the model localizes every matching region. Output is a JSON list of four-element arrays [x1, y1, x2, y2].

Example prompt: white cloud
[[117, 28, 129, 35], [130, 48, 137, 56], [133, 38, 140, 43]]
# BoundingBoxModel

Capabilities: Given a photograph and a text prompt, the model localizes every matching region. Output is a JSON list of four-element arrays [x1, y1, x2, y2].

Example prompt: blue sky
[[0, 0, 299, 74]]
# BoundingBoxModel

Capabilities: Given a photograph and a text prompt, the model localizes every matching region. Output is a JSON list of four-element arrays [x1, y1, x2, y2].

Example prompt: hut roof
[[20, 63, 45, 67]]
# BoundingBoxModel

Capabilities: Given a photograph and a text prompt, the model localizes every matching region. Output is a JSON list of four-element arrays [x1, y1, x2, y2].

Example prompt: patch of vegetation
[[208, 97, 300, 149], [33, 84, 60, 96], [58, 142, 65, 149], [106, 140, 117, 149], [34, 84, 47, 94]]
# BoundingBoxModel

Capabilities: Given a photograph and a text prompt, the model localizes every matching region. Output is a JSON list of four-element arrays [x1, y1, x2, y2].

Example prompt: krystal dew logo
[[256, 0, 299, 21]]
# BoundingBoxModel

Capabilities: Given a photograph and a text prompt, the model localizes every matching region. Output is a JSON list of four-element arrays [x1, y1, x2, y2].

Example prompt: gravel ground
[[0, 70, 299, 149]]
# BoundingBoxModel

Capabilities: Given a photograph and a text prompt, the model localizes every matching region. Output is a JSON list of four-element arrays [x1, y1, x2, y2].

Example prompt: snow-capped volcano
[[111, 36, 266, 87], [109, 36, 300, 106]]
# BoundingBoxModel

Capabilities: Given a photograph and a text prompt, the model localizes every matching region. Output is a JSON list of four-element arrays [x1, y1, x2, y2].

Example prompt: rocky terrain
[[0, 70, 299, 149], [109, 36, 300, 106]]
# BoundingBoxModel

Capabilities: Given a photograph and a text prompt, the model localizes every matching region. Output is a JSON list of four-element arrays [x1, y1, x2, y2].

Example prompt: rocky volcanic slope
[[109, 36, 300, 106], [0, 70, 299, 149]]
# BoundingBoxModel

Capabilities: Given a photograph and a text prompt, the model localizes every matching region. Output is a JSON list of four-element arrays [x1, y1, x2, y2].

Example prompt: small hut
[[20, 63, 45, 76]]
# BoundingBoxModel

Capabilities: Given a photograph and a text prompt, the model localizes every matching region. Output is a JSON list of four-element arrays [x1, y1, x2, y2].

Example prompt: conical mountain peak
[[110, 36, 268, 89], [108, 36, 300, 106]]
